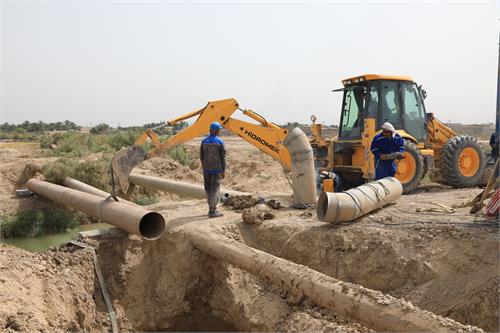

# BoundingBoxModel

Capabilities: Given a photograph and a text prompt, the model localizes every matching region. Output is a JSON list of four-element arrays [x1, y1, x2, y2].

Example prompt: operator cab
[[337, 74, 427, 141]]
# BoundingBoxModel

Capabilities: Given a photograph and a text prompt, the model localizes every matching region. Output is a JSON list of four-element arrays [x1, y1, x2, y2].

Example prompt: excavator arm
[[111, 98, 291, 193]]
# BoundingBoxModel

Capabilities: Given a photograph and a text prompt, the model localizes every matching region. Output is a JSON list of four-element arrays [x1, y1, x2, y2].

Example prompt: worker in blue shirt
[[370, 122, 405, 180], [200, 122, 226, 218]]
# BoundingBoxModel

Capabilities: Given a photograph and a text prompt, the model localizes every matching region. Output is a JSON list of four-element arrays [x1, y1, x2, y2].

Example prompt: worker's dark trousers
[[203, 172, 221, 213]]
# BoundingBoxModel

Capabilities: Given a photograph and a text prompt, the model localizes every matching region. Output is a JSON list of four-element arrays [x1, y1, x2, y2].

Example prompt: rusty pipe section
[[129, 173, 249, 199], [27, 179, 165, 240], [63, 177, 136, 206]]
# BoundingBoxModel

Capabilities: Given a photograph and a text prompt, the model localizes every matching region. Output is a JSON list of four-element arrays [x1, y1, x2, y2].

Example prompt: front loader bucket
[[111, 145, 147, 193]]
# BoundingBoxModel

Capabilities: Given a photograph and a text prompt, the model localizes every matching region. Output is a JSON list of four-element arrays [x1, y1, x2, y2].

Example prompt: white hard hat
[[381, 122, 396, 132]]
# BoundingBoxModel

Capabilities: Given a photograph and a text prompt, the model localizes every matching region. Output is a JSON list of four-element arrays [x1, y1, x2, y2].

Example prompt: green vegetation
[[40, 130, 143, 157], [90, 123, 111, 134], [0, 209, 79, 239], [0, 120, 80, 132], [133, 195, 159, 206], [0, 121, 80, 141], [42, 158, 79, 184], [167, 146, 190, 166], [43, 157, 112, 192]]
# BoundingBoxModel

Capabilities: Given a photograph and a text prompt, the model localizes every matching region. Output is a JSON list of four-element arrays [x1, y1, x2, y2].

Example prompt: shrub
[[42, 158, 79, 184], [42, 157, 112, 191], [0, 209, 78, 238], [109, 130, 142, 150], [134, 195, 159, 206], [90, 123, 111, 134], [39, 134, 54, 148], [168, 146, 190, 166], [74, 159, 111, 192]]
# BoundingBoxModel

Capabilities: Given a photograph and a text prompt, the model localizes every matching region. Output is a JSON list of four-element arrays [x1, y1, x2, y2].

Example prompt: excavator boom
[[111, 98, 291, 193]]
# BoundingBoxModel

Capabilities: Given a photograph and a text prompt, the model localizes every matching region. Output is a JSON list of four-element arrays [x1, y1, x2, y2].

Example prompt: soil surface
[[0, 137, 498, 332]]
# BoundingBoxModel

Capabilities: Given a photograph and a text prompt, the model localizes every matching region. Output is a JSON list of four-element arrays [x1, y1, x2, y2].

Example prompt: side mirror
[[418, 85, 427, 100]]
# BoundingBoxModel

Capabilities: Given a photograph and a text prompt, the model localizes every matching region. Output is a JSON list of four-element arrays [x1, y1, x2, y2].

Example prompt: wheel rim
[[396, 152, 416, 184], [458, 147, 480, 177]]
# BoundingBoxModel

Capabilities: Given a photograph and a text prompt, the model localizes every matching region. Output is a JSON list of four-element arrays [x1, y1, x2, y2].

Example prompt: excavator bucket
[[111, 145, 147, 193]]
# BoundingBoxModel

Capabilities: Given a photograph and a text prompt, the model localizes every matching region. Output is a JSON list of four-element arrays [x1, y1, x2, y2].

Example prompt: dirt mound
[[135, 155, 202, 183], [224, 195, 283, 211], [224, 195, 263, 210], [185, 139, 291, 194], [0, 243, 109, 332], [242, 204, 275, 225]]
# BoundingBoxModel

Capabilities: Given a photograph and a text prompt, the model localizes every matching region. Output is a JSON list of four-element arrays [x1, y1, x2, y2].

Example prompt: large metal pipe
[[185, 225, 478, 332], [128, 173, 249, 199], [63, 177, 136, 206], [27, 179, 165, 240], [283, 127, 317, 206], [317, 177, 403, 223]]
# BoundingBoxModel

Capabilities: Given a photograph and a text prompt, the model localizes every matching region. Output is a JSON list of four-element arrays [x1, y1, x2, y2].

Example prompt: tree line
[[0, 120, 189, 135], [0, 121, 80, 132]]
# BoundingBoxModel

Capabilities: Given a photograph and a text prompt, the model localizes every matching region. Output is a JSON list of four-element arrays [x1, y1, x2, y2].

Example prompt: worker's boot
[[209, 210, 223, 218]]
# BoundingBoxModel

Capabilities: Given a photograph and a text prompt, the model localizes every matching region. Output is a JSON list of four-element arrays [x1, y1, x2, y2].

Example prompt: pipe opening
[[139, 212, 166, 240], [317, 192, 329, 221]]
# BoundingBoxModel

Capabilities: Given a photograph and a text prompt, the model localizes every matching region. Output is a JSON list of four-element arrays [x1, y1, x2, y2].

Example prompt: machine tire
[[440, 135, 485, 188], [396, 141, 424, 194]]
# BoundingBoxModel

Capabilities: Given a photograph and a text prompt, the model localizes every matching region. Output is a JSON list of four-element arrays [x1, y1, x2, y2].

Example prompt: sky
[[0, 0, 498, 127]]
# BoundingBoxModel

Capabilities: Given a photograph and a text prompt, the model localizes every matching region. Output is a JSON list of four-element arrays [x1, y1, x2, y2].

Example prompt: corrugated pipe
[[317, 177, 403, 223], [27, 179, 165, 240], [128, 173, 249, 199], [283, 127, 317, 206]]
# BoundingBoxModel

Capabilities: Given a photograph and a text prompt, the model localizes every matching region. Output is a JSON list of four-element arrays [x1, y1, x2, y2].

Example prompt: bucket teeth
[[111, 146, 146, 193]]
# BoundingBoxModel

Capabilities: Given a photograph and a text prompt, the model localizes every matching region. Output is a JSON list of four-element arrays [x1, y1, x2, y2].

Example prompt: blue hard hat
[[210, 122, 222, 131]]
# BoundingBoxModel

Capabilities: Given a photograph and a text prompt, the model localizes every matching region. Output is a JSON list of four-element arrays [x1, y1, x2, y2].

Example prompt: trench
[[91, 216, 498, 332]]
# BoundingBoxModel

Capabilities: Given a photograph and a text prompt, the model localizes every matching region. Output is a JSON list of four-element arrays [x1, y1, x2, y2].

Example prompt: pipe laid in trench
[[317, 177, 403, 223], [184, 226, 479, 332], [63, 177, 136, 206], [26, 179, 165, 240], [282, 127, 317, 206], [129, 173, 250, 199]]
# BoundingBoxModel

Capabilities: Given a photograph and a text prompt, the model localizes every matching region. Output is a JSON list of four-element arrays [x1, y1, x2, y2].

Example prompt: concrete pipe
[[282, 127, 317, 206], [185, 226, 478, 332], [129, 173, 249, 199], [63, 177, 136, 206], [27, 179, 165, 240], [317, 177, 403, 223]]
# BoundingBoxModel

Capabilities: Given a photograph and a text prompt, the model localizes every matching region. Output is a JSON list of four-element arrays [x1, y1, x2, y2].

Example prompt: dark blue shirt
[[370, 132, 404, 179], [200, 134, 226, 175]]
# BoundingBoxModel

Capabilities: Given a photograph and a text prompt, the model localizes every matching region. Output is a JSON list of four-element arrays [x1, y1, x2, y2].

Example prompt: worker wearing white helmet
[[370, 122, 405, 180]]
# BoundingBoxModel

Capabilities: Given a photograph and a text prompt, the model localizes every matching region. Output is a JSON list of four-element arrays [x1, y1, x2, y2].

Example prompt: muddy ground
[[0, 138, 498, 332]]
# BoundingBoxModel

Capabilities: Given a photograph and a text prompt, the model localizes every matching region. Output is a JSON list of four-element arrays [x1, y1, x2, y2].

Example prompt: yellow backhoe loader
[[310, 74, 485, 193]]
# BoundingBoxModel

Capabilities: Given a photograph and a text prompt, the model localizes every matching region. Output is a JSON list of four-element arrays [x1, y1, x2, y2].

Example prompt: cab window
[[401, 83, 426, 140], [379, 81, 402, 129], [339, 86, 365, 138]]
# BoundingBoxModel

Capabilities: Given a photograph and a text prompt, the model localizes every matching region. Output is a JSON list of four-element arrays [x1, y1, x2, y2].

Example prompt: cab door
[[378, 80, 403, 129]]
